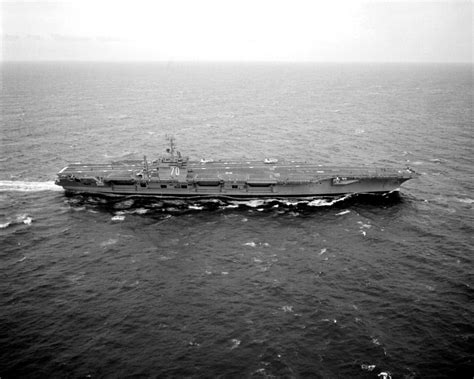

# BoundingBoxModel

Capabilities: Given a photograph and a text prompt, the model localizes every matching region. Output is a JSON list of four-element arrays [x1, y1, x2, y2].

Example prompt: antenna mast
[[165, 134, 177, 156]]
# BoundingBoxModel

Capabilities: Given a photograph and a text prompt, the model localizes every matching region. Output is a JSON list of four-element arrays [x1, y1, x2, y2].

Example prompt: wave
[[0, 214, 33, 229], [0, 180, 63, 192], [61, 191, 402, 217], [307, 194, 353, 207], [230, 194, 353, 208], [64, 193, 381, 216]]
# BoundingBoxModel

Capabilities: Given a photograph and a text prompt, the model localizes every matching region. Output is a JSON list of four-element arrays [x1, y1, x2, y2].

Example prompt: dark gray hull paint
[[57, 162, 412, 198]]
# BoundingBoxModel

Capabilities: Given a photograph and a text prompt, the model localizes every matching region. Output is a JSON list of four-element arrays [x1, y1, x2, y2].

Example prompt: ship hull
[[56, 160, 412, 199]]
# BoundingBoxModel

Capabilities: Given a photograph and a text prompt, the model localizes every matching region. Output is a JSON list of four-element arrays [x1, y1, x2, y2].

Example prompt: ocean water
[[0, 62, 472, 378]]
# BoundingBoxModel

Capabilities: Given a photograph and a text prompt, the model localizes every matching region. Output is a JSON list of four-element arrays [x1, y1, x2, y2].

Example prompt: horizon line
[[1, 59, 472, 64]]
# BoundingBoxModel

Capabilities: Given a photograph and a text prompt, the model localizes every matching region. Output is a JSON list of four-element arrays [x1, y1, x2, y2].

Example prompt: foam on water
[[308, 194, 352, 207], [56, 193, 369, 217], [228, 195, 352, 209], [244, 241, 257, 247], [361, 364, 376, 372], [188, 204, 204, 210], [133, 208, 148, 214], [0, 214, 33, 229], [0, 180, 63, 192], [100, 238, 118, 247], [232, 199, 267, 208]]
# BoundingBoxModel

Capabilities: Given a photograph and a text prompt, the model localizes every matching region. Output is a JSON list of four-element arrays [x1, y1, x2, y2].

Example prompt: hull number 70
[[171, 167, 180, 176]]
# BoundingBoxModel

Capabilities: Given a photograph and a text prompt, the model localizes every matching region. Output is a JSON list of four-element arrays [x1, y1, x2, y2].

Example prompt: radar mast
[[165, 135, 177, 156]]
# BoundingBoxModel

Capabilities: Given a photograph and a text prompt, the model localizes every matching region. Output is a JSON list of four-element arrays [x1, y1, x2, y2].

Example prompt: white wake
[[0, 180, 63, 192]]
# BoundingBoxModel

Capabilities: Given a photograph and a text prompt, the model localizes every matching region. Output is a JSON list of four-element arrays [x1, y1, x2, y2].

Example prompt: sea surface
[[0, 62, 472, 378]]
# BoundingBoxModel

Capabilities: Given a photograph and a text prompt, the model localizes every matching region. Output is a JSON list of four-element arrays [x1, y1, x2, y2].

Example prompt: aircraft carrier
[[55, 137, 416, 198]]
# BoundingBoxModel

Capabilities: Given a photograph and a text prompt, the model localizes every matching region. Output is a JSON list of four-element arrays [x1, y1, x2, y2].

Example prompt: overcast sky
[[1, 0, 472, 62]]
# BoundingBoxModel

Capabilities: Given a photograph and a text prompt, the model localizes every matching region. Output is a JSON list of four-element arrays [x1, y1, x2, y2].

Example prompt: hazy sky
[[1, 0, 472, 62]]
